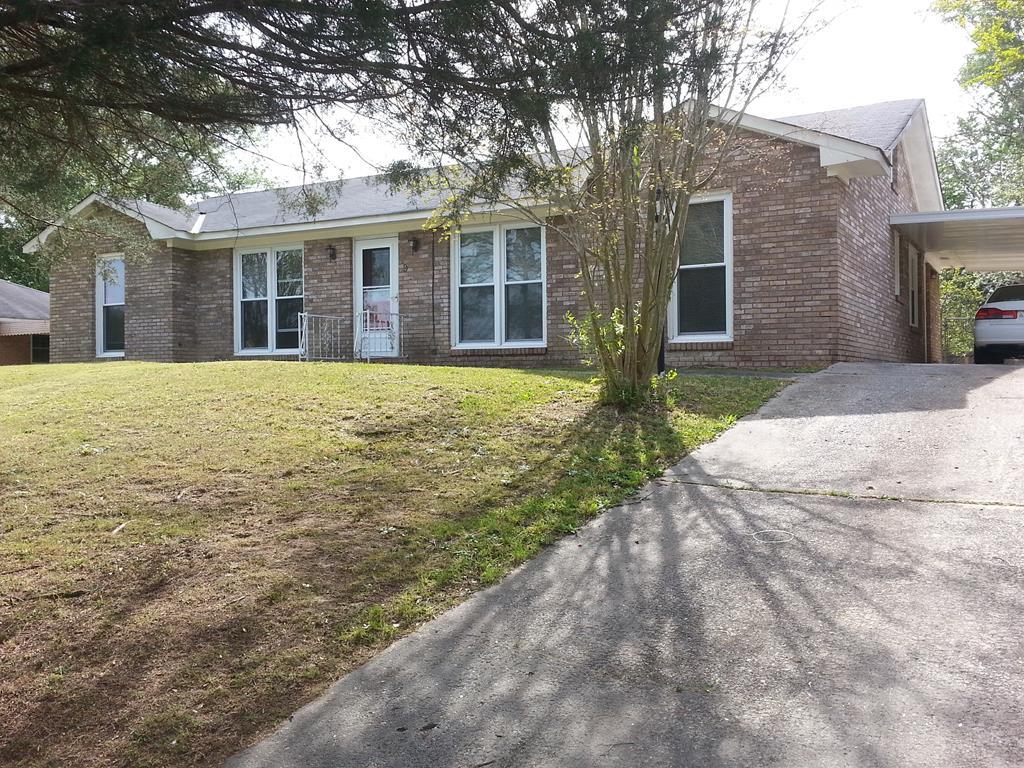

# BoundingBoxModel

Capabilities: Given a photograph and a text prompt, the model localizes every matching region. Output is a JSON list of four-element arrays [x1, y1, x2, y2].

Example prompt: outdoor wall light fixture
[[408, 237, 420, 251], [326, 244, 337, 261]]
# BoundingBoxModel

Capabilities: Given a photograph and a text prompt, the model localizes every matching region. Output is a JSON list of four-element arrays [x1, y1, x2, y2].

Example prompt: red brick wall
[[665, 132, 843, 369], [0, 335, 31, 365], [834, 144, 926, 362], [179, 249, 235, 362], [49, 136, 936, 369], [393, 223, 584, 367], [50, 250, 99, 363]]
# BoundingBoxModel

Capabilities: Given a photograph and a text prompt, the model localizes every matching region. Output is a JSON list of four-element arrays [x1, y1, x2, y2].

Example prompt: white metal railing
[[355, 309, 403, 361], [298, 312, 348, 362], [298, 311, 404, 362]]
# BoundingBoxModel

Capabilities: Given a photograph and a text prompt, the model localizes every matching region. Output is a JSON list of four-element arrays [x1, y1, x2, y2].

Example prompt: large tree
[[0, 0, 569, 282], [387, 0, 801, 403], [936, 0, 1024, 207]]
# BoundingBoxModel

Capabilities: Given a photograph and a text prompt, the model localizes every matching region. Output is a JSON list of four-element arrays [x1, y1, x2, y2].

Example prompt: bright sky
[[246, 0, 975, 188]]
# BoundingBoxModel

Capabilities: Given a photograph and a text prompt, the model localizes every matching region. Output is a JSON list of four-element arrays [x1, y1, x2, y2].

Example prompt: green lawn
[[0, 361, 785, 767]]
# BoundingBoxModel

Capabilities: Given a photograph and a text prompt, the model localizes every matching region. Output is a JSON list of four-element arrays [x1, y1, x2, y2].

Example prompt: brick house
[[0, 279, 49, 365], [25, 99, 945, 368]]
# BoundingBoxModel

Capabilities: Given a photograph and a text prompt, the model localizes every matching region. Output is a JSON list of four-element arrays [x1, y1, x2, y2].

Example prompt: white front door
[[354, 237, 400, 357]]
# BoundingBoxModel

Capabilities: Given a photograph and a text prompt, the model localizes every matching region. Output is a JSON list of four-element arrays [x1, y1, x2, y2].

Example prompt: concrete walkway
[[229, 363, 1024, 768]]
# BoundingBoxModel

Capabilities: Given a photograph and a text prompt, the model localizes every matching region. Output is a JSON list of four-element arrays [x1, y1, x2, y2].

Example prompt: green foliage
[[940, 267, 1024, 355], [938, 114, 1024, 208], [937, 0, 1024, 93], [936, 0, 1024, 207], [384, 0, 800, 406]]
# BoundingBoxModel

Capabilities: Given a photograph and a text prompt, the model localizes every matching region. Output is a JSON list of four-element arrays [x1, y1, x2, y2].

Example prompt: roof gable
[[777, 99, 924, 153]]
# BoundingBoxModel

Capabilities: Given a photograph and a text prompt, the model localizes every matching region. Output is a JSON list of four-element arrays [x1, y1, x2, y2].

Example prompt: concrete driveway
[[229, 363, 1024, 768]]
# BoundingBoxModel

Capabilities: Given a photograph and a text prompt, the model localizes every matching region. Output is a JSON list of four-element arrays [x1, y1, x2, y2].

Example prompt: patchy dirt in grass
[[0, 361, 785, 767]]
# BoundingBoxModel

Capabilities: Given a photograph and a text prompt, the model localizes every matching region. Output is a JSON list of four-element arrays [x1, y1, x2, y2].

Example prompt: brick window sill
[[450, 346, 547, 357], [667, 341, 733, 352]]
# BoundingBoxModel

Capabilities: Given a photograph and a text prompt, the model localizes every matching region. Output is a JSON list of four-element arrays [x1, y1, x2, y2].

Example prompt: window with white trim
[[669, 194, 733, 342], [908, 244, 920, 327], [96, 256, 126, 357], [235, 246, 304, 353], [452, 224, 545, 347]]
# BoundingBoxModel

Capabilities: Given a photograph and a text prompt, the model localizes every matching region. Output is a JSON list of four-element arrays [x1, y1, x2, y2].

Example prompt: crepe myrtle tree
[[386, 0, 805, 405]]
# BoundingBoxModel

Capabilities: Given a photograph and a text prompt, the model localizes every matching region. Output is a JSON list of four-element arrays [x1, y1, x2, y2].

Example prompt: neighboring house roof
[[23, 99, 943, 253], [0, 279, 49, 336], [0, 278, 49, 320], [777, 99, 924, 153]]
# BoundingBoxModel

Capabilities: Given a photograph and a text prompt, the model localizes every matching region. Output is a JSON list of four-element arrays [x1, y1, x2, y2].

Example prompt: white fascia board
[[22, 193, 191, 253], [173, 201, 550, 250], [24, 191, 543, 254], [708, 105, 891, 181], [899, 106, 944, 212]]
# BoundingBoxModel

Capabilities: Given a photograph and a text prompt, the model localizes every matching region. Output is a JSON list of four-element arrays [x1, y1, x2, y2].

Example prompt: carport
[[891, 207, 1024, 362], [891, 207, 1024, 272]]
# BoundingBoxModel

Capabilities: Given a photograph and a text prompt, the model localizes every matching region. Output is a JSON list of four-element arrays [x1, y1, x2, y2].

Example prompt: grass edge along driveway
[[0, 361, 787, 768]]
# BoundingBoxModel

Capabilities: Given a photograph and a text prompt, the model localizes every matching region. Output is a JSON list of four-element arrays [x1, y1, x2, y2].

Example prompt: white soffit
[[891, 208, 1024, 271]]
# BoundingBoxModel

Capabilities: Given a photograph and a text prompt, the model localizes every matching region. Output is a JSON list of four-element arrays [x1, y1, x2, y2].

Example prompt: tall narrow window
[[669, 195, 732, 342], [96, 256, 126, 356], [504, 227, 544, 341], [908, 245, 920, 327], [240, 251, 269, 349], [457, 231, 497, 343], [453, 224, 545, 347], [236, 246, 304, 353], [275, 248, 304, 349]]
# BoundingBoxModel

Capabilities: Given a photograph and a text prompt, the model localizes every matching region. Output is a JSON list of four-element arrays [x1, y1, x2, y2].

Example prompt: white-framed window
[[95, 254, 126, 358], [908, 244, 920, 328], [668, 192, 733, 343], [892, 230, 902, 297], [233, 245, 304, 354], [451, 223, 546, 348]]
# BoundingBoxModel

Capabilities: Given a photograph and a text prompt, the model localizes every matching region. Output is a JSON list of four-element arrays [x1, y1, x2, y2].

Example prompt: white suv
[[974, 284, 1024, 364]]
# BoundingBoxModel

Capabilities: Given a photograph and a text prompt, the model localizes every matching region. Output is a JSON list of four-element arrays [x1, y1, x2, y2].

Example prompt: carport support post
[[923, 253, 929, 363]]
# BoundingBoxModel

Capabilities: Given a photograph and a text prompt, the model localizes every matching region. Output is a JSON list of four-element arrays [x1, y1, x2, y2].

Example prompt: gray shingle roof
[[125, 199, 198, 231], [194, 175, 445, 233], [0, 278, 49, 320], [110, 101, 924, 236], [776, 99, 923, 153]]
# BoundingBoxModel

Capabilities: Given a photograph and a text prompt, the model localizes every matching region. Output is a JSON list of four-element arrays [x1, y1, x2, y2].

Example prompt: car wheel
[[974, 347, 1004, 365]]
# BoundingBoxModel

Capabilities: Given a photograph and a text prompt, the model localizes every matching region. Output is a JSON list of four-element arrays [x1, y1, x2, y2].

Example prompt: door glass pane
[[275, 297, 302, 349], [103, 305, 125, 351], [362, 247, 391, 288], [459, 232, 494, 284], [241, 252, 268, 299], [505, 283, 543, 341], [276, 249, 303, 296], [459, 285, 495, 342], [678, 265, 726, 334], [681, 201, 725, 266], [102, 259, 125, 304], [505, 227, 542, 282], [362, 287, 392, 329], [242, 300, 269, 349]]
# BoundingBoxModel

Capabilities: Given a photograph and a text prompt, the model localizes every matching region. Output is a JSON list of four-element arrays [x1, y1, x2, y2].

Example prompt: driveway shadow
[[228, 403, 1024, 767]]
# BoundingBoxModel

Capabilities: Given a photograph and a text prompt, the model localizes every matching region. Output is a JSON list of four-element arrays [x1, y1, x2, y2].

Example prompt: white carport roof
[[891, 207, 1024, 271]]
